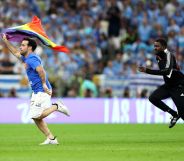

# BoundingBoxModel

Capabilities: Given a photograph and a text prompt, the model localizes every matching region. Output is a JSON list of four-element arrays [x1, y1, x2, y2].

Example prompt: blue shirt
[[21, 53, 52, 93]]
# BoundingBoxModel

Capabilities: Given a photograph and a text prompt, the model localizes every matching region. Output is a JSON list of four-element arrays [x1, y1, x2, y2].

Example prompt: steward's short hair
[[155, 38, 167, 48]]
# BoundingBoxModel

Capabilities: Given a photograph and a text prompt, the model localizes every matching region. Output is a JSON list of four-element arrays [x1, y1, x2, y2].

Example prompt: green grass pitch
[[0, 124, 183, 161]]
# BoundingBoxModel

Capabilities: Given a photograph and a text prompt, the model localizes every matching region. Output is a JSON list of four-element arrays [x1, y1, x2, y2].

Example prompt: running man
[[138, 38, 184, 128], [2, 34, 70, 145]]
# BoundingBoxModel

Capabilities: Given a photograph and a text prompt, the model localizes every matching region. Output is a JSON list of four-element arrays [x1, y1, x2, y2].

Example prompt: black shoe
[[169, 115, 180, 128]]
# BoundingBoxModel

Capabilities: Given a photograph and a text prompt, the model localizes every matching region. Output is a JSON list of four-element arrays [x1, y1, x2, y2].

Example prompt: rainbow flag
[[3, 16, 69, 53]]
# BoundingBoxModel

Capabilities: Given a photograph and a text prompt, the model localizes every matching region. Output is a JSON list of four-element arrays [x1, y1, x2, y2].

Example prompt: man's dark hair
[[155, 38, 167, 48], [23, 37, 37, 51]]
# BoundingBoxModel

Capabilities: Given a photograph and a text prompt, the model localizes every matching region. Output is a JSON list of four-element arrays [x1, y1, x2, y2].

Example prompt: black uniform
[[145, 49, 184, 120]]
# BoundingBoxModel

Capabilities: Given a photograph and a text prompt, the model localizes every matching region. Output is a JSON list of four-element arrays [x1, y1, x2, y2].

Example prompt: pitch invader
[[2, 34, 70, 145]]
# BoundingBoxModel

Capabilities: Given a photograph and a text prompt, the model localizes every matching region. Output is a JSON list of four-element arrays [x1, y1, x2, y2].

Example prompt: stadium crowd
[[0, 0, 184, 98]]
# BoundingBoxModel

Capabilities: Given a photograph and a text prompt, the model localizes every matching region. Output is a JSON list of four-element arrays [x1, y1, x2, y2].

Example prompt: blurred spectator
[[102, 88, 113, 98], [112, 52, 123, 75], [80, 74, 98, 97], [140, 89, 148, 98], [0, 53, 14, 74], [107, 0, 121, 37], [123, 87, 130, 98], [167, 30, 178, 52], [138, 18, 152, 43], [83, 88, 93, 98], [103, 60, 114, 77], [0, 92, 4, 97], [8, 88, 17, 97], [67, 87, 78, 97], [177, 26, 184, 53], [166, 19, 180, 34]]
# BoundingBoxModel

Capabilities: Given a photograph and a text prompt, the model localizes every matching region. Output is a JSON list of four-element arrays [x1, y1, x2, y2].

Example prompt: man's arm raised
[[1, 34, 21, 60]]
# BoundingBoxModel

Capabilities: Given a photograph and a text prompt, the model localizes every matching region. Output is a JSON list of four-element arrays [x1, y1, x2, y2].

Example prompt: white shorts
[[29, 92, 51, 119]]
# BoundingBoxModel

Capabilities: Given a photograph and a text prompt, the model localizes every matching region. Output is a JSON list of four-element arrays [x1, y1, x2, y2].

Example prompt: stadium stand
[[0, 0, 183, 98], [0, 74, 31, 97]]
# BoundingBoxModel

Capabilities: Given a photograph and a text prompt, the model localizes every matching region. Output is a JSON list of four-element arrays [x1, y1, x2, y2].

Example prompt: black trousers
[[149, 83, 184, 120]]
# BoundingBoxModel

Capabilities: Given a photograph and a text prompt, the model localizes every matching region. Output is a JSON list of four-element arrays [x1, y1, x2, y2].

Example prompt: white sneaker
[[55, 100, 70, 116], [39, 138, 59, 145]]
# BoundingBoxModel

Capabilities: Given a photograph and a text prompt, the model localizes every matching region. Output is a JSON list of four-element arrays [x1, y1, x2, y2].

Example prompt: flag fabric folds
[[3, 16, 69, 53]]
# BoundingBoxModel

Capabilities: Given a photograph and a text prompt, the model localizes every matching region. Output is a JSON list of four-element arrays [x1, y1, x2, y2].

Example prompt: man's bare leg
[[38, 101, 70, 119], [38, 105, 57, 119], [33, 118, 54, 139]]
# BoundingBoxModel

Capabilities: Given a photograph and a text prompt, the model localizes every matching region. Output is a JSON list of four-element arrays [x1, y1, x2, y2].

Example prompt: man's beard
[[154, 50, 159, 54], [20, 51, 27, 56], [154, 50, 164, 55]]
